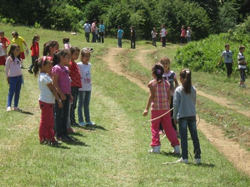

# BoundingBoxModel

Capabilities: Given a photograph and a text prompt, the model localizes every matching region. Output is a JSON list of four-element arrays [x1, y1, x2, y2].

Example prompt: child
[[130, 26, 136, 49], [11, 31, 28, 68], [68, 47, 81, 130], [180, 25, 186, 45], [52, 49, 74, 141], [5, 44, 23, 111], [117, 26, 124, 48], [99, 21, 105, 43], [77, 48, 95, 126], [238, 45, 247, 88], [0, 40, 6, 66], [83, 20, 91, 42], [0, 30, 10, 50], [151, 27, 158, 47], [173, 69, 201, 164], [160, 57, 179, 135], [28, 35, 40, 74], [186, 27, 192, 43], [160, 25, 167, 47], [33, 56, 63, 145], [63, 38, 71, 50], [43, 40, 59, 58], [218, 44, 233, 77], [143, 63, 180, 154]]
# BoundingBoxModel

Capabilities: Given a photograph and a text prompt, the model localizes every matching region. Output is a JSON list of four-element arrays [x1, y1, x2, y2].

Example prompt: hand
[[70, 95, 74, 103], [60, 94, 66, 100], [217, 62, 221, 66], [143, 109, 148, 116], [174, 120, 178, 124], [58, 101, 63, 108]]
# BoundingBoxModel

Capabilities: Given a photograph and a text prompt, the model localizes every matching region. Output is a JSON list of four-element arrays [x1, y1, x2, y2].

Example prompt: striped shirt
[[148, 79, 170, 110], [238, 52, 246, 69]]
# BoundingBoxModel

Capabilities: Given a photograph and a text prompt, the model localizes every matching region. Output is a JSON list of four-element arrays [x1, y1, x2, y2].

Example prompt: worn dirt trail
[[103, 47, 250, 177]]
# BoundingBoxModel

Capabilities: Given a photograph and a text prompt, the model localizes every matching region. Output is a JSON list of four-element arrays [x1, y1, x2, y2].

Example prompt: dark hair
[[225, 43, 229, 48], [70, 46, 80, 54], [62, 38, 70, 44], [0, 30, 4, 34], [53, 49, 70, 66], [12, 31, 18, 37], [32, 35, 40, 47], [33, 56, 52, 76], [180, 69, 192, 94], [43, 40, 59, 56], [239, 45, 245, 50], [81, 48, 91, 58], [160, 57, 171, 70], [8, 44, 21, 61], [152, 63, 164, 83]]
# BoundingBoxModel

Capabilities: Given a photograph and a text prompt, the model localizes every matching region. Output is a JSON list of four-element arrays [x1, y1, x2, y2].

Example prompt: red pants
[[20, 52, 25, 59], [39, 101, 55, 142], [151, 110, 180, 147]]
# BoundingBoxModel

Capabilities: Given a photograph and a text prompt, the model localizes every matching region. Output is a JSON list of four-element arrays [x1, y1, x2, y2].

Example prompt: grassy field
[[0, 23, 250, 186]]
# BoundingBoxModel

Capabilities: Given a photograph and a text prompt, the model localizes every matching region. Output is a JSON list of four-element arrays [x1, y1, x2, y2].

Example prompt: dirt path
[[103, 47, 250, 177]]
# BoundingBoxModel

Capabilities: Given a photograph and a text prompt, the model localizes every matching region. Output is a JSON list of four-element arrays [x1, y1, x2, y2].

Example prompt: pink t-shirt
[[52, 64, 71, 94], [181, 29, 186, 37], [148, 79, 170, 110], [5, 56, 22, 78]]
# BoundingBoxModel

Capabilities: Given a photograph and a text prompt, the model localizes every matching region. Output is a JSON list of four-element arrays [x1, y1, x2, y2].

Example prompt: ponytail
[[33, 56, 51, 76], [180, 69, 192, 93], [43, 40, 58, 56]]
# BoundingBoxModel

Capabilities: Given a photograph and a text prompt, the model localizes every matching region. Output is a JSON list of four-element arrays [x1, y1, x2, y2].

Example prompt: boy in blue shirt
[[117, 26, 124, 48]]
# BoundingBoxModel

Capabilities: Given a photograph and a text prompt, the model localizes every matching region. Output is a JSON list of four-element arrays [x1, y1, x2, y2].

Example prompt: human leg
[[178, 117, 188, 159], [70, 87, 79, 124], [83, 91, 91, 123], [226, 63, 232, 77], [151, 110, 161, 146], [78, 91, 85, 123], [7, 77, 18, 107], [13, 76, 22, 108]]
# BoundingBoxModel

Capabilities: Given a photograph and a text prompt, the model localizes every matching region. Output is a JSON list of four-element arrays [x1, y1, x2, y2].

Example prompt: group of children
[[143, 57, 201, 164], [4, 31, 95, 145]]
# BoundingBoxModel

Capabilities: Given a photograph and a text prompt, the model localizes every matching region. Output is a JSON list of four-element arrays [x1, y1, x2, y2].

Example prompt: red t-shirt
[[30, 42, 39, 57], [0, 37, 10, 48], [69, 61, 82, 88]]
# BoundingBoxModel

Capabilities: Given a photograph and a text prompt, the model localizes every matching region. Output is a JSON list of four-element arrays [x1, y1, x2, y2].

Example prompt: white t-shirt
[[161, 28, 166, 37], [38, 73, 55, 103], [77, 62, 92, 91], [151, 31, 156, 38], [83, 23, 91, 32], [0, 43, 5, 56]]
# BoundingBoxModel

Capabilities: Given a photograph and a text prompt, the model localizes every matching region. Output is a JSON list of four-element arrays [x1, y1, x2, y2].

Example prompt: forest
[[0, 0, 250, 42]]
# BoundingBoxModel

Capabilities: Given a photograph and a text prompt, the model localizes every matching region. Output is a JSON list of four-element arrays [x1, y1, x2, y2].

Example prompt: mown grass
[[0, 23, 250, 186]]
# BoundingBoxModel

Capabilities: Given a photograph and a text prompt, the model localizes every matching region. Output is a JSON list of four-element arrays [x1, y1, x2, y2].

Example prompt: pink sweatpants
[[39, 101, 56, 142], [151, 110, 180, 147]]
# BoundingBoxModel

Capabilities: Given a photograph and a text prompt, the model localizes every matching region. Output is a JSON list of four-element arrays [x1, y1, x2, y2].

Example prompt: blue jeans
[[78, 91, 91, 123], [179, 116, 201, 159], [85, 32, 90, 42], [91, 32, 96, 42], [29, 56, 38, 70], [55, 94, 70, 137], [70, 87, 79, 124], [239, 69, 246, 82], [7, 75, 22, 107], [118, 38, 122, 48]]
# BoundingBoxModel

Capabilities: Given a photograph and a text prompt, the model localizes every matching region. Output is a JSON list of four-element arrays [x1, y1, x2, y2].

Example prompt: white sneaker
[[6, 107, 11, 112], [177, 158, 188, 164], [86, 121, 96, 126], [241, 84, 246, 88], [172, 145, 180, 154], [148, 145, 161, 154], [79, 122, 86, 126], [195, 158, 201, 164]]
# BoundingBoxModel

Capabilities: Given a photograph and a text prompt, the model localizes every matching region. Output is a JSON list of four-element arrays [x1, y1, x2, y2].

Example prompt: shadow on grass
[[49, 145, 71, 149], [78, 124, 107, 131], [189, 163, 215, 168], [70, 132, 86, 137], [62, 137, 89, 146], [161, 151, 180, 157], [14, 109, 34, 115]]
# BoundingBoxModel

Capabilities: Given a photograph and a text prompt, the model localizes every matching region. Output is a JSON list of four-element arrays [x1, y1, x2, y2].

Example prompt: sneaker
[[241, 84, 246, 88], [28, 69, 33, 74], [13, 107, 20, 111], [148, 145, 161, 154], [177, 158, 188, 164], [7, 107, 11, 112], [79, 121, 87, 126], [172, 145, 180, 155], [195, 158, 201, 164], [86, 121, 96, 126], [71, 122, 79, 127], [65, 135, 75, 142], [49, 140, 62, 146], [40, 140, 49, 145], [67, 128, 75, 133]]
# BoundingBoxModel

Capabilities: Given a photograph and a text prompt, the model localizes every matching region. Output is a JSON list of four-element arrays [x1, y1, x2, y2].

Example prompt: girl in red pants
[[143, 63, 180, 154], [33, 56, 62, 145]]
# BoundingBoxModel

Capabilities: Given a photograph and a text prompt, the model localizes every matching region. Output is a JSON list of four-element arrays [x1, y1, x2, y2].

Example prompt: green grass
[[0, 23, 250, 186]]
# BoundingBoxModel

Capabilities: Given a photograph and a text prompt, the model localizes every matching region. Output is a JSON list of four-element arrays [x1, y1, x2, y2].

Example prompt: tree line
[[0, 0, 249, 42]]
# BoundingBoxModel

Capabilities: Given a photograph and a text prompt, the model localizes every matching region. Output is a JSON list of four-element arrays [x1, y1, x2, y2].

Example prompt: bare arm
[[218, 56, 223, 65], [52, 74, 66, 100], [143, 85, 155, 116], [47, 83, 63, 108]]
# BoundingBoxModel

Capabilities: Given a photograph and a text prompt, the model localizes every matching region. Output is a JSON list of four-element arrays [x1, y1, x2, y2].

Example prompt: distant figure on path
[[151, 27, 158, 47], [131, 26, 136, 49], [117, 26, 124, 48], [83, 20, 91, 42], [91, 19, 97, 43], [99, 21, 105, 43], [160, 25, 167, 47], [186, 27, 192, 43], [217, 43, 233, 77], [180, 25, 186, 45], [237, 45, 247, 88]]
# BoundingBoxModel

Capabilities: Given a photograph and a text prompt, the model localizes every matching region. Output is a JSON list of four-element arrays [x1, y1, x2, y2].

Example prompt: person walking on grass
[[151, 27, 158, 47], [218, 44, 233, 77], [52, 49, 74, 142], [28, 35, 40, 74], [117, 26, 124, 48], [160, 25, 167, 47], [0, 30, 10, 51], [91, 19, 97, 43], [173, 69, 201, 164], [5, 44, 23, 112], [77, 48, 95, 126], [131, 26, 136, 49], [11, 31, 28, 68], [99, 21, 105, 43], [238, 45, 247, 88], [83, 20, 91, 42], [33, 56, 62, 146], [143, 63, 180, 154]]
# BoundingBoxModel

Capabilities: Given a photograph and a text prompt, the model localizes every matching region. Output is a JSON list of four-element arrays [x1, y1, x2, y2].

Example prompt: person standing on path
[[130, 26, 136, 49], [218, 44, 233, 77], [117, 26, 124, 48], [91, 19, 97, 43], [151, 27, 158, 47], [83, 20, 91, 42], [160, 25, 167, 47]]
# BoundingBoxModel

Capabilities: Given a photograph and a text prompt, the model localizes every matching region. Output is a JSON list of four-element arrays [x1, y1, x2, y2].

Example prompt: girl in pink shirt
[[52, 49, 74, 142], [5, 44, 23, 111], [143, 63, 180, 154]]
